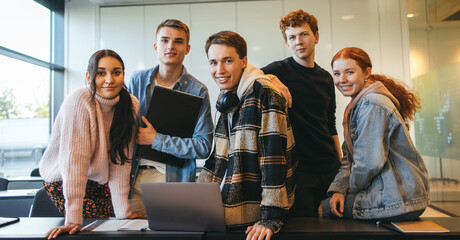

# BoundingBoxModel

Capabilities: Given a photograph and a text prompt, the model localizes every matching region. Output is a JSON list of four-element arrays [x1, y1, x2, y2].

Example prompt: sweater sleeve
[[108, 161, 133, 218], [327, 75, 338, 136], [59, 90, 94, 225], [108, 96, 139, 218]]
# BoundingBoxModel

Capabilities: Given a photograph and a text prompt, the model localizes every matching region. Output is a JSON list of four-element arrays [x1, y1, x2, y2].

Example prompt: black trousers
[[291, 169, 338, 217]]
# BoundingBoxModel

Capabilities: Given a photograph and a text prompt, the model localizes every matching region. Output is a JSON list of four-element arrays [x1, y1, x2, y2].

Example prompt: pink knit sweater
[[39, 88, 139, 225]]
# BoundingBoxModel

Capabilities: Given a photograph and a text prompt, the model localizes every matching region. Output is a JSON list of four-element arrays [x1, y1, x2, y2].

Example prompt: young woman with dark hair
[[320, 47, 430, 221], [39, 49, 143, 239]]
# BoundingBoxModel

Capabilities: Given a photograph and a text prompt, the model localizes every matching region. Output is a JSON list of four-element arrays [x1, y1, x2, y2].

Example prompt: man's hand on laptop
[[137, 116, 157, 145], [245, 224, 273, 240]]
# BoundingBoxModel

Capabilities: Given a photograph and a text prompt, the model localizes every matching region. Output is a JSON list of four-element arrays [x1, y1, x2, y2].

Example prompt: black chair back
[[29, 188, 63, 217], [30, 168, 40, 177], [0, 177, 8, 190]]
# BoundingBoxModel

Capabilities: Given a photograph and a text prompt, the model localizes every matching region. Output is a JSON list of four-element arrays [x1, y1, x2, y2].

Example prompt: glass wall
[[0, 0, 64, 178], [408, 0, 460, 212]]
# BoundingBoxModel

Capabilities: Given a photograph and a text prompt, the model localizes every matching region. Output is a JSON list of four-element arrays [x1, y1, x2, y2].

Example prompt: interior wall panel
[[144, 4, 191, 73], [189, 2, 237, 118], [100, 6, 144, 84], [236, 0, 284, 68], [378, 0, 406, 81]]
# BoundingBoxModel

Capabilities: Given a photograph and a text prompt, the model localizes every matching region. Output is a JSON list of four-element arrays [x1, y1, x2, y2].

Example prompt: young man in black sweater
[[261, 9, 342, 217]]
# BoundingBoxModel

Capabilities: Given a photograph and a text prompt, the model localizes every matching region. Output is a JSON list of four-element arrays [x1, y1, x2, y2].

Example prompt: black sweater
[[262, 57, 339, 173]]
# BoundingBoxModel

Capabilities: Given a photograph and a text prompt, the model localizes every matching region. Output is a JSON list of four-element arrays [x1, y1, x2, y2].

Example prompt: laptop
[[141, 182, 226, 232]]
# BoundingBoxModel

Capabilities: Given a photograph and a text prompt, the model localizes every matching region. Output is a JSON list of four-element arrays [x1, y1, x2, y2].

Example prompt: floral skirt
[[44, 180, 114, 218]]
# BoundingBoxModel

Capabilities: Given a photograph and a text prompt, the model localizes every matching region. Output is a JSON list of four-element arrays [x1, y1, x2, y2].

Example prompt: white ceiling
[[88, 0, 244, 6]]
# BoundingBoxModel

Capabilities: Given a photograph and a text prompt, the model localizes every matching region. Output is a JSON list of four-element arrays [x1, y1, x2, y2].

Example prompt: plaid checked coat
[[198, 64, 296, 233]]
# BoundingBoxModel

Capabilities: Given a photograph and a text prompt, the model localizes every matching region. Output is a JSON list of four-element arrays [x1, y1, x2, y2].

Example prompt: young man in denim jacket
[[128, 19, 213, 215]]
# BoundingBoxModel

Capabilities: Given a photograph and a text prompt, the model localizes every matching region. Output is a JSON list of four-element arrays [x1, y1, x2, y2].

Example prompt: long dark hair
[[87, 49, 136, 165], [331, 47, 421, 124]]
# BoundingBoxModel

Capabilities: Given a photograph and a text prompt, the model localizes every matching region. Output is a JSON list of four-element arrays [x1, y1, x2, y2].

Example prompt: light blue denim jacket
[[128, 65, 213, 194], [328, 93, 430, 219]]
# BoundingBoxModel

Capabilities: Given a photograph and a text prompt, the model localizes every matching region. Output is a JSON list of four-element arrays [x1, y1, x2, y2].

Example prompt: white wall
[[66, 0, 411, 142], [66, 0, 98, 92]]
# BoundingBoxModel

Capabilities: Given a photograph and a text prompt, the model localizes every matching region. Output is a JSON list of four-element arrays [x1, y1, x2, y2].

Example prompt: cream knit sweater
[[39, 88, 139, 225]]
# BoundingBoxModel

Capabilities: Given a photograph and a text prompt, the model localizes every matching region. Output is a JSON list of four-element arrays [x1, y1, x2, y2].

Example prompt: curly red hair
[[280, 9, 318, 41]]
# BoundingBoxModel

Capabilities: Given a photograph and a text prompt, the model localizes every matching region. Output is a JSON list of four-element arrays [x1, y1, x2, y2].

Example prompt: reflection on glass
[[0, 1, 50, 61], [408, 0, 460, 211], [0, 55, 50, 178]]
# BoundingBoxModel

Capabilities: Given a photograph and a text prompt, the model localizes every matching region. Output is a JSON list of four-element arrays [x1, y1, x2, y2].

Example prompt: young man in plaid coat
[[198, 30, 296, 240]]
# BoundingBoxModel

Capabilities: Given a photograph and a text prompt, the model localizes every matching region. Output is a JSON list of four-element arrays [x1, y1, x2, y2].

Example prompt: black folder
[[137, 86, 204, 168]]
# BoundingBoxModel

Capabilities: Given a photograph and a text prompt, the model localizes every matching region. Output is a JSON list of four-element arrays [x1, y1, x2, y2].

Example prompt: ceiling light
[[341, 15, 354, 20]]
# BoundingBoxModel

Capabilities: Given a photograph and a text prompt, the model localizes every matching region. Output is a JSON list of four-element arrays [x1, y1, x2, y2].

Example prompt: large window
[[0, 0, 64, 178], [0, 1, 50, 61]]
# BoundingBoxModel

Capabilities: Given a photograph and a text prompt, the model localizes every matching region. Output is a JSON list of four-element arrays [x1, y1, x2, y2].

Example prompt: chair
[[29, 187, 63, 217], [0, 177, 8, 190], [30, 168, 40, 177]]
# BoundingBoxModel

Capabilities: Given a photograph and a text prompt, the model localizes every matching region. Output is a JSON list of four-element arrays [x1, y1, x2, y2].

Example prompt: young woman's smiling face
[[88, 56, 125, 99], [332, 58, 371, 98]]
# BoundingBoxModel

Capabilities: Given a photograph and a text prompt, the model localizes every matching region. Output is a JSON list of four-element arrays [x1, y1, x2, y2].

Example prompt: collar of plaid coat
[[199, 64, 296, 233]]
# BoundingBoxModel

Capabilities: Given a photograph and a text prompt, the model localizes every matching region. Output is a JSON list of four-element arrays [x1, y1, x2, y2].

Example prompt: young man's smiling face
[[154, 27, 190, 66], [207, 44, 247, 91]]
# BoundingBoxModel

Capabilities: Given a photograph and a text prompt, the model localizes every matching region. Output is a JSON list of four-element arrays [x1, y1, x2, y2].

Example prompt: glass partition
[[408, 0, 460, 214]]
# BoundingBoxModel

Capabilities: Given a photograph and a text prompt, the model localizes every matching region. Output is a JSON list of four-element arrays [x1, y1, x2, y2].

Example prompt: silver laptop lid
[[141, 182, 226, 232]]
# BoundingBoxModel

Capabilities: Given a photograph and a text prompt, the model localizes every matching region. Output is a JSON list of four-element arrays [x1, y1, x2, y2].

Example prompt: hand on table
[[245, 223, 273, 240], [330, 192, 345, 218], [45, 223, 81, 239]]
